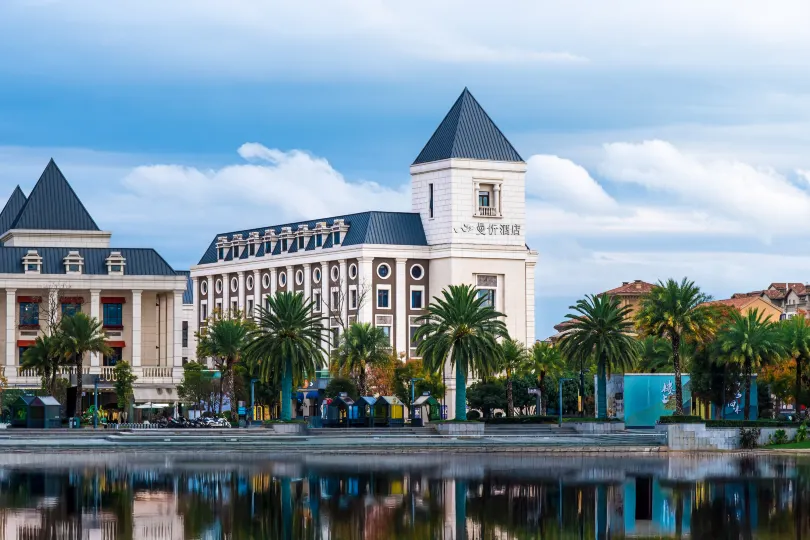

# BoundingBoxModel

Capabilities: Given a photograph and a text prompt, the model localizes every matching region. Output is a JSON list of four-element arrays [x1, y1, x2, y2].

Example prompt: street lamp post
[[559, 378, 572, 428]]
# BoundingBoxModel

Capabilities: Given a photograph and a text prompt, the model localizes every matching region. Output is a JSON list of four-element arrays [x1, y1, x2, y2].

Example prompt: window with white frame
[[377, 263, 390, 279], [313, 267, 321, 284], [476, 274, 497, 309], [215, 279, 223, 294], [105, 251, 126, 275], [295, 269, 304, 286], [312, 290, 322, 312], [376, 285, 391, 309], [230, 277, 238, 293], [375, 314, 393, 346], [246, 274, 254, 291], [278, 271, 287, 288], [262, 273, 271, 289], [349, 263, 357, 280], [410, 264, 424, 281], [298, 236, 305, 249], [348, 315, 357, 326], [474, 181, 501, 218], [22, 250, 42, 274], [200, 301, 208, 322], [330, 287, 340, 310], [409, 315, 423, 357], [410, 286, 424, 309], [231, 300, 238, 314], [330, 317, 341, 349], [63, 251, 84, 274], [215, 300, 222, 315], [247, 298, 254, 317], [348, 285, 358, 310], [200, 280, 208, 295], [330, 265, 340, 282]]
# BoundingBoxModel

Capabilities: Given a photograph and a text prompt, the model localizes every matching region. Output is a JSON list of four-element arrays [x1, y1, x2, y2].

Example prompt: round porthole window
[[278, 271, 287, 288], [262, 273, 271, 289], [377, 263, 391, 279], [349, 263, 357, 280], [313, 267, 321, 284], [215, 279, 223, 294], [331, 266, 340, 282], [295, 269, 304, 286], [410, 264, 424, 280], [200, 280, 208, 295], [230, 277, 238, 292], [246, 275, 254, 291]]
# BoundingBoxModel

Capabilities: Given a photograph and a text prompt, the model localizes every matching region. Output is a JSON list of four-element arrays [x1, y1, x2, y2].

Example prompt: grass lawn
[[767, 441, 810, 449]]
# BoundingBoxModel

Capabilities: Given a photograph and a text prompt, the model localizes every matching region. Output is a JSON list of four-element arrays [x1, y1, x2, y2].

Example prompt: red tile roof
[[768, 282, 808, 296], [731, 291, 765, 299], [703, 297, 759, 310], [602, 280, 655, 296]]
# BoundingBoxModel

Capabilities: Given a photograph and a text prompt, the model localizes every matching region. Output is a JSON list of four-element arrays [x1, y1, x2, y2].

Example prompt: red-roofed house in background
[[702, 296, 784, 321], [732, 281, 810, 318]]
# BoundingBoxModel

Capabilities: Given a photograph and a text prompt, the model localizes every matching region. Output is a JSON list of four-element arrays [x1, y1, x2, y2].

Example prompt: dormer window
[[263, 229, 277, 255], [216, 236, 229, 261], [331, 219, 348, 246], [248, 231, 259, 257], [298, 236, 305, 249], [22, 250, 42, 274], [281, 238, 288, 251], [316, 234, 323, 247], [105, 251, 126, 275], [474, 180, 502, 218], [64, 251, 84, 274], [333, 231, 341, 245]]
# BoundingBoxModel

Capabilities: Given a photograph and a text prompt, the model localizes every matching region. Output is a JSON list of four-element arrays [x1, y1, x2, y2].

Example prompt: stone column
[[494, 184, 501, 216], [173, 291, 183, 369], [357, 257, 374, 324], [131, 290, 142, 368], [5, 289, 15, 368], [320, 261, 330, 358], [303, 263, 312, 303], [191, 278, 200, 361], [252, 270, 261, 318], [222, 273, 230, 315], [237, 271, 246, 314], [474, 181, 480, 215], [205, 276, 213, 319], [90, 289, 101, 368], [395, 258, 407, 355], [338, 259, 347, 326], [286, 265, 294, 293], [270, 268, 278, 296]]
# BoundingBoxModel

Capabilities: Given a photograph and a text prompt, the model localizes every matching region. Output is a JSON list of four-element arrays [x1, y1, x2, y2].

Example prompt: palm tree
[[60, 313, 111, 417], [21, 334, 62, 395], [244, 291, 326, 421], [332, 322, 391, 396], [498, 339, 528, 417], [558, 294, 638, 419], [718, 308, 785, 420], [635, 278, 716, 415], [779, 315, 810, 412], [415, 284, 507, 421], [527, 342, 564, 415], [197, 316, 251, 416]]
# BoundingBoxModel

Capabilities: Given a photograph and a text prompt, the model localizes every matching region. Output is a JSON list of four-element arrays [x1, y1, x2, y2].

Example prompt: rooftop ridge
[[0, 185, 27, 238]]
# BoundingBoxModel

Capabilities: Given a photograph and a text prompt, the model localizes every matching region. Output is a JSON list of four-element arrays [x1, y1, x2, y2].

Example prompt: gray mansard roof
[[413, 88, 523, 165], [0, 186, 27, 237], [0, 247, 176, 275], [198, 211, 428, 265]]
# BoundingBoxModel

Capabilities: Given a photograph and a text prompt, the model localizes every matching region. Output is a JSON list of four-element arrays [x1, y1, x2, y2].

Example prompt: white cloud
[[525, 155, 616, 213]]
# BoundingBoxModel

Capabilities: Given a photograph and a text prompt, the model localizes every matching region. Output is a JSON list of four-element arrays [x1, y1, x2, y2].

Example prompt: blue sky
[[2, 1, 810, 338]]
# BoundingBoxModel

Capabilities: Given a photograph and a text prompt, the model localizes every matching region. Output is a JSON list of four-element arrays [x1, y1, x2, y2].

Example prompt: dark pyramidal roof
[[10, 159, 100, 231], [0, 186, 27, 237], [413, 88, 523, 165]]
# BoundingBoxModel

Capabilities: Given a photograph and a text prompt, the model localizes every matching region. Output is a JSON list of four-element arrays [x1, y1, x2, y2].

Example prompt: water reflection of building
[[132, 492, 184, 540]]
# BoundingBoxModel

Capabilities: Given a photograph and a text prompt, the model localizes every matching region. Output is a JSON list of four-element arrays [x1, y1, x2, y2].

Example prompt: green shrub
[[768, 429, 789, 445], [467, 410, 481, 420], [796, 423, 808, 443], [563, 417, 622, 423], [707, 420, 794, 428], [739, 427, 761, 449], [485, 416, 557, 425], [657, 415, 704, 425]]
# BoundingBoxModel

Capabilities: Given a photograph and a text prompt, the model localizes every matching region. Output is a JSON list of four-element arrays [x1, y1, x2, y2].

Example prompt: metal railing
[[477, 206, 497, 217]]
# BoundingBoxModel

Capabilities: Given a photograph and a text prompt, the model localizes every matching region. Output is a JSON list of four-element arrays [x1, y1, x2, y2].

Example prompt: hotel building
[[191, 89, 538, 418], [0, 160, 192, 406]]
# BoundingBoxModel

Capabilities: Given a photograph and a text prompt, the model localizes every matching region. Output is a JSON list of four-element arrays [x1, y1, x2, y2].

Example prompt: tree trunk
[[455, 359, 467, 421], [579, 368, 585, 417], [539, 371, 546, 415], [359, 362, 367, 396], [597, 356, 607, 419], [281, 357, 293, 421], [506, 373, 514, 417], [672, 332, 684, 415], [797, 356, 803, 414], [74, 354, 83, 418], [455, 479, 468, 540], [226, 361, 236, 420], [744, 358, 752, 421]]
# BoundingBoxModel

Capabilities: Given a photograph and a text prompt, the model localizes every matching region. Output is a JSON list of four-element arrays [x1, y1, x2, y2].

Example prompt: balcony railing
[[142, 367, 173, 379], [477, 206, 498, 217], [101, 366, 115, 381]]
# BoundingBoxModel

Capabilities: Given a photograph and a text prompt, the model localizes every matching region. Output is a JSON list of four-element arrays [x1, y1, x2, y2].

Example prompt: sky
[[2, 1, 810, 339]]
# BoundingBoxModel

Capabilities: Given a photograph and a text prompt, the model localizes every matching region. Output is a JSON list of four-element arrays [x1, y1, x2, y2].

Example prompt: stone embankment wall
[[658, 423, 797, 450]]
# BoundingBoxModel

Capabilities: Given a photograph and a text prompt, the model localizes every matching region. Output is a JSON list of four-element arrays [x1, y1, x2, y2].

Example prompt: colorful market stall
[[351, 397, 377, 427], [412, 393, 441, 423]]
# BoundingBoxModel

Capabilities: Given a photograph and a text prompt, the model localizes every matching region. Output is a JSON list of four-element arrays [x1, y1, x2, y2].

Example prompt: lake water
[[0, 451, 806, 539]]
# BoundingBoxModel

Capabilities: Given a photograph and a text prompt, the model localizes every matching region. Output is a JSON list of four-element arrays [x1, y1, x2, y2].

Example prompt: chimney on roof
[[622, 282, 629, 286], [634, 279, 641, 283]]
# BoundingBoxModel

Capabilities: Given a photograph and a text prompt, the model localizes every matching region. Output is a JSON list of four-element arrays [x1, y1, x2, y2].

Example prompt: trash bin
[[70, 417, 80, 429]]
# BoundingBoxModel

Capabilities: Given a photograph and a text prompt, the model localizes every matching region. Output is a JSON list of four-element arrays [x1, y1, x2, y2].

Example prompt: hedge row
[[484, 416, 621, 425], [706, 420, 796, 428], [657, 415, 704, 424]]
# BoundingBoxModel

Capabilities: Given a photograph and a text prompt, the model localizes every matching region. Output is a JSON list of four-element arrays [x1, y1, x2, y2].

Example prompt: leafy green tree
[[113, 360, 137, 412], [717, 308, 785, 419], [332, 322, 390, 396], [244, 292, 326, 421], [466, 379, 506, 418], [196, 314, 252, 417], [324, 377, 358, 400], [393, 359, 446, 408], [59, 313, 111, 417], [558, 294, 638, 419], [415, 284, 507, 421], [526, 342, 564, 414], [635, 278, 717, 415], [178, 361, 218, 413], [636, 336, 672, 373], [498, 339, 528, 417], [779, 315, 810, 411], [21, 334, 62, 396]]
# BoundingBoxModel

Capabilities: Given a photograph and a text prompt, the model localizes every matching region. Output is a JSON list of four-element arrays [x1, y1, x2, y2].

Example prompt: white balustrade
[[477, 206, 497, 217], [141, 367, 173, 379], [101, 366, 116, 381]]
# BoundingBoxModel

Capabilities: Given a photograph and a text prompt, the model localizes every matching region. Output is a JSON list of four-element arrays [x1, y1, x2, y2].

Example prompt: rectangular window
[[249, 243, 256, 256], [331, 327, 340, 348], [281, 239, 288, 251], [313, 290, 322, 312], [265, 241, 271, 253], [428, 183, 434, 218], [316, 234, 323, 247], [215, 301, 222, 315], [110, 264, 122, 273], [19, 347, 30, 363], [182, 321, 189, 347], [265, 297, 272, 311], [218, 248, 225, 259], [377, 288, 390, 309], [26, 263, 38, 272], [331, 289, 340, 309], [201, 302, 208, 322], [67, 263, 80, 273], [410, 289, 423, 310], [19, 302, 39, 326], [333, 231, 341, 245], [298, 237, 305, 249], [231, 300, 238, 314], [478, 191, 490, 207], [103, 303, 123, 327], [380, 326, 391, 345], [349, 287, 358, 310], [61, 303, 81, 317], [410, 325, 420, 347], [477, 289, 495, 308], [247, 299, 254, 317], [103, 347, 123, 367]]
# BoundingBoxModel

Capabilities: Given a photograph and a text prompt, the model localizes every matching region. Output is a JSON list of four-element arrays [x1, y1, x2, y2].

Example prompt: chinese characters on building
[[453, 223, 521, 235]]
